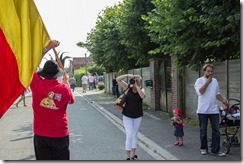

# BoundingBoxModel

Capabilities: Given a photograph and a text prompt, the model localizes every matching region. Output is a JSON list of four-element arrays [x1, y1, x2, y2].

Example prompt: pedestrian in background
[[93, 74, 97, 89], [116, 74, 146, 160], [194, 63, 228, 157], [88, 74, 94, 90], [15, 89, 29, 107], [81, 74, 88, 93], [112, 75, 119, 98], [171, 108, 184, 146], [69, 76, 76, 92], [30, 40, 75, 160]]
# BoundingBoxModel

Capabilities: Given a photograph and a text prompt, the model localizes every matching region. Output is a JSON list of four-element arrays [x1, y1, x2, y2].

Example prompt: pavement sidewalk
[[75, 87, 241, 161]]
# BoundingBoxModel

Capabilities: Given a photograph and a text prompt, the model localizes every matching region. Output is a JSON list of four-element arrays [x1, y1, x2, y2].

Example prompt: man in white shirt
[[88, 74, 94, 90], [194, 64, 228, 157], [81, 74, 88, 93]]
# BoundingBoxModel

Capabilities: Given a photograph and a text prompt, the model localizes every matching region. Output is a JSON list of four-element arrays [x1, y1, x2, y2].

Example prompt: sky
[[34, 0, 122, 67]]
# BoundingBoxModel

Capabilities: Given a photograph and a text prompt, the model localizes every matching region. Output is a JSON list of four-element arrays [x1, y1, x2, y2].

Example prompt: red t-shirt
[[30, 72, 75, 137]]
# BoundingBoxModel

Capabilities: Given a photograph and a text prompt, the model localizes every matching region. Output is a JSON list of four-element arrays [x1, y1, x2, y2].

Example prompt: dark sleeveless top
[[122, 87, 143, 118]]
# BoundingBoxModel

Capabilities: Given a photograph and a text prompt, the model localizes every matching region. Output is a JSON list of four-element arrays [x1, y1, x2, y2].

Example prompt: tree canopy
[[143, 0, 240, 70], [77, 5, 130, 72], [78, 0, 240, 72], [78, 0, 158, 72]]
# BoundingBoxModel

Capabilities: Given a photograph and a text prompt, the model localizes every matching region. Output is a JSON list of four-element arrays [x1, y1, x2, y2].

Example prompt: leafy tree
[[87, 64, 105, 75], [78, 0, 159, 72], [118, 0, 159, 67], [77, 5, 134, 72], [143, 0, 240, 70]]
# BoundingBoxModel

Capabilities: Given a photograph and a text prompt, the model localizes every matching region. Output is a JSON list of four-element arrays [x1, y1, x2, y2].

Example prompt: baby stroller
[[219, 98, 240, 154]]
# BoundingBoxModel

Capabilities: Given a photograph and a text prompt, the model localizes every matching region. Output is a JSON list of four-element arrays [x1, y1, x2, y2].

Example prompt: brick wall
[[149, 58, 162, 110]]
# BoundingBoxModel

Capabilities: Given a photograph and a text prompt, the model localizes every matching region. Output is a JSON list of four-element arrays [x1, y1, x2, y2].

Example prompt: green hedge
[[74, 67, 86, 87], [98, 84, 105, 90]]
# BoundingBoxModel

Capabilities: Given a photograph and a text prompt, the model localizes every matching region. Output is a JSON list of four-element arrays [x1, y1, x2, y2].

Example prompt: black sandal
[[126, 158, 130, 160], [131, 155, 139, 160]]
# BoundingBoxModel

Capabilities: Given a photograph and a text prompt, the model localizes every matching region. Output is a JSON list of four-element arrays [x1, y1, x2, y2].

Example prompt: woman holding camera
[[116, 74, 146, 160]]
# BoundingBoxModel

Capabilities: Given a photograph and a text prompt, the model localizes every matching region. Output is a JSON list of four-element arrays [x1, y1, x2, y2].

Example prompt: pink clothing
[[30, 72, 74, 137]]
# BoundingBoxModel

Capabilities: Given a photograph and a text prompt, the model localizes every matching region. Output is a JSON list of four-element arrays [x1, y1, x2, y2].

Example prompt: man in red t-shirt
[[30, 40, 75, 160]]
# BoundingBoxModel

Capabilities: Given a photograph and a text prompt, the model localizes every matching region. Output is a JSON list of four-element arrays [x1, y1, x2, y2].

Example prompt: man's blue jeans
[[112, 85, 119, 98], [198, 114, 220, 153]]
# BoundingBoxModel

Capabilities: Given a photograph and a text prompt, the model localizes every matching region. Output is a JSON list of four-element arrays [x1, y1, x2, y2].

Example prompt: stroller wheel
[[222, 141, 230, 154]]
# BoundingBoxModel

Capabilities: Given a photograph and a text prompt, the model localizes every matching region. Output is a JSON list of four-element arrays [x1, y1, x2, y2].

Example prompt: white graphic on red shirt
[[40, 92, 58, 110], [54, 94, 62, 101]]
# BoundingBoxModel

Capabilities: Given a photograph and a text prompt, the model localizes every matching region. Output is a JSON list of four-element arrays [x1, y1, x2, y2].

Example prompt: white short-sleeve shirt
[[194, 77, 220, 114], [81, 76, 88, 85], [88, 76, 94, 83]]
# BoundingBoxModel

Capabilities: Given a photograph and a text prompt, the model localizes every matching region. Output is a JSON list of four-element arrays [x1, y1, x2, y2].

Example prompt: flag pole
[[32, 0, 65, 71], [52, 48, 64, 70]]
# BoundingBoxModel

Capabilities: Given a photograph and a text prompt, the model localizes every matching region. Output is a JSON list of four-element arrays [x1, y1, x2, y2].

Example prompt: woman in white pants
[[116, 74, 146, 160]]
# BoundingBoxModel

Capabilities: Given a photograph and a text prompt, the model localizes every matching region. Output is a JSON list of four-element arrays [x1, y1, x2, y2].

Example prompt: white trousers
[[123, 115, 142, 151]]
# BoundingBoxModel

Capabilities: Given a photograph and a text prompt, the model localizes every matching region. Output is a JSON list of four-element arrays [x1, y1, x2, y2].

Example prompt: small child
[[171, 108, 184, 146]]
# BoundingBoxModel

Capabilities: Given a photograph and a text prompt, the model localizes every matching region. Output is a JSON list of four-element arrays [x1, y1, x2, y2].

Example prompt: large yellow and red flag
[[0, 0, 50, 118]]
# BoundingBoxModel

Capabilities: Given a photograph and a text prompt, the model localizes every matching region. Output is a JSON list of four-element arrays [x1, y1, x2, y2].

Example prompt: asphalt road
[[0, 89, 241, 162], [68, 92, 155, 160], [0, 91, 155, 161]]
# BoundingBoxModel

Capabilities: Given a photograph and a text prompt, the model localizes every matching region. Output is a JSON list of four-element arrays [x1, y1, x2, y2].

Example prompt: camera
[[129, 78, 135, 84]]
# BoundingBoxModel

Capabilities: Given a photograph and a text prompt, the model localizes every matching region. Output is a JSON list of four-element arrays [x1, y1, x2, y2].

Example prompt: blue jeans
[[198, 114, 220, 153], [89, 82, 93, 90], [70, 84, 76, 92], [112, 85, 119, 97]]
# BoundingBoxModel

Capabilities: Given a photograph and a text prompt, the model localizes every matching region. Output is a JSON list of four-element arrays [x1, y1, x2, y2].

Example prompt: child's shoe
[[174, 142, 179, 146]]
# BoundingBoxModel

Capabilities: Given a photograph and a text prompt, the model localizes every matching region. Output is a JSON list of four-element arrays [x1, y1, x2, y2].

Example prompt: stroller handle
[[228, 98, 240, 102], [226, 98, 240, 108]]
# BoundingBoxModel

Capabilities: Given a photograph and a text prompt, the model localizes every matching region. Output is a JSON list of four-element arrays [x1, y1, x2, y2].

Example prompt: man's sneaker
[[201, 149, 208, 155], [210, 151, 226, 157]]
